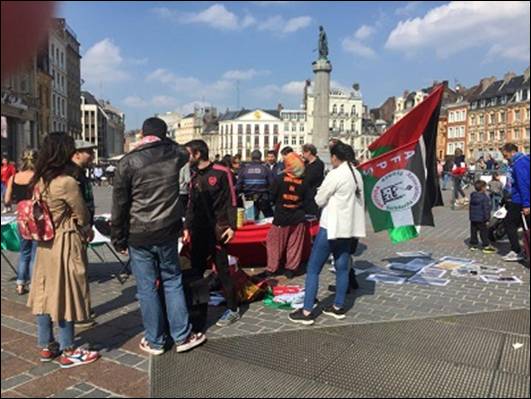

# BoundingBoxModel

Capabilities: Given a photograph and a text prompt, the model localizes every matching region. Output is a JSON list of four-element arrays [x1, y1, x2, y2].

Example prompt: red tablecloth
[[226, 219, 320, 267]]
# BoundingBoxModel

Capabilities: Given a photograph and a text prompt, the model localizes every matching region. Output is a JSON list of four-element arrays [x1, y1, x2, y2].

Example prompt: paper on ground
[[396, 251, 432, 257], [366, 274, 406, 285], [439, 256, 474, 264], [408, 275, 450, 286]]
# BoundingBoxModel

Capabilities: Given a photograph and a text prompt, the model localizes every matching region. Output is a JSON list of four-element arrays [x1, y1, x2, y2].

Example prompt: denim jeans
[[442, 173, 450, 190], [16, 233, 37, 285], [303, 228, 351, 311], [36, 314, 74, 350], [491, 194, 502, 213], [129, 240, 192, 349]]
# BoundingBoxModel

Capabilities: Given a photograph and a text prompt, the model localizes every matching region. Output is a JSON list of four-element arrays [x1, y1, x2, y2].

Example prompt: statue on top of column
[[318, 25, 328, 60]]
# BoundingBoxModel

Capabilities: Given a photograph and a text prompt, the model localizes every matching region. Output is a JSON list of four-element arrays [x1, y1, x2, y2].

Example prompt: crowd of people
[[1, 116, 528, 368], [436, 145, 530, 262]]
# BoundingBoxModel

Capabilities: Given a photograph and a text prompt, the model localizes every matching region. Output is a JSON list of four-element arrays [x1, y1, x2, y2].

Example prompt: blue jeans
[[36, 314, 74, 350], [16, 234, 37, 285], [491, 194, 502, 213], [442, 173, 450, 190], [129, 240, 192, 349], [303, 228, 351, 311]]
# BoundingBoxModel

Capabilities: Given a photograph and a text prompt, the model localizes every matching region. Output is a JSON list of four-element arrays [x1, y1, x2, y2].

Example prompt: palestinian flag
[[358, 84, 444, 243]]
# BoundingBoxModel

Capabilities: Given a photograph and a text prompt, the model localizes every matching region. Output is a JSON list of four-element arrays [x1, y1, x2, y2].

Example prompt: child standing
[[469, 180, 496, 254]]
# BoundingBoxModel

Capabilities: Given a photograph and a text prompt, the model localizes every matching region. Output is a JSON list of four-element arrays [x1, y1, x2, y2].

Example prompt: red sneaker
[[57, 348, 100, 369], [40, 342, 61, 362]]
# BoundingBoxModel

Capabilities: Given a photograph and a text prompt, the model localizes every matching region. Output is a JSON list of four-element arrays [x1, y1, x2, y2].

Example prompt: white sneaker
[[503, 251, 524, 262]]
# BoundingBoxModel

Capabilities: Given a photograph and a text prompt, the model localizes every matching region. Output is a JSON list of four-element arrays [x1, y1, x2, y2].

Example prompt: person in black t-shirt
[[302, 144, 324, 218]]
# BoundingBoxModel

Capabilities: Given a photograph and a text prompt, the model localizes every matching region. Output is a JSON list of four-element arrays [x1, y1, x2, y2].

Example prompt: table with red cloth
[[227, 219, 320, 268]]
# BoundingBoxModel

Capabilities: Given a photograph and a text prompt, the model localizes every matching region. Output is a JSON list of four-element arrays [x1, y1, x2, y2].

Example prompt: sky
[[56, 1, 530, 130]]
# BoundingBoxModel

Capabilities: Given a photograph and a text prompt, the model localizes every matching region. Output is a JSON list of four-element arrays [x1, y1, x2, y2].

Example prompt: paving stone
[[80, 388, 111, 398], [27, 361, 60, 377], [1, 373, 33, 391], [52, 387, 85, 398], [74, 383, 95, 392], [115, 353, 145, 367]]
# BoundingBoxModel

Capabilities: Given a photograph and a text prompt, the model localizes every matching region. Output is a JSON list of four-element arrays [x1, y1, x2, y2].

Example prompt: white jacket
[[315, 161, 366, 240]]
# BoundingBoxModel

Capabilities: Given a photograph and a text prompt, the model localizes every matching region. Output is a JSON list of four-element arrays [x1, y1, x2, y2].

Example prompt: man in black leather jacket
[[111, 117, 206, 355]]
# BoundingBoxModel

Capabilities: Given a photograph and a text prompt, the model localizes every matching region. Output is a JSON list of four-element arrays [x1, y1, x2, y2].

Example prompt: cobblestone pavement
[[1, 186, 529, 397]]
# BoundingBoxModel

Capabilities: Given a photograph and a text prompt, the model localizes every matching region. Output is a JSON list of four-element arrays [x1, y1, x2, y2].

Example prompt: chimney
[[503, 72, 516, 83], [277, 103, 284, 113], [402, 90, 409, 98], [480, 76, 496, 92]]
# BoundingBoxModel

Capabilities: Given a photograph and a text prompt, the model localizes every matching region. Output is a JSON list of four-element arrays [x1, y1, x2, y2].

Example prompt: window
[[447, 143, 454, 154], [479, 132, 484, 141], [238, 124, 243, 135], [284, 123, 289, 131], [291, 136, 297, 145], [265, 134, 269, 147], [300, 124, 304, 132], [229, 135, 233, 150], [461, 126, 465, 137], [254, 134, 259, 147], [514, 129, 520, 139], [332, 104, 337, 114], [273, 136, 278, 145], [284, 136, 289, 144], [299, 136, 304, 145], [56, 48, 59, 63], [246, 124, 251, 135], [491, 97, 497, 106], [273, 124, 279, 136], [499, 130, 505, 141], [264, 124, 270, 136], [230, 125, 233, 135], [514, 110, 521, 121], [489, 113, 495, 124], [351, 105, 356, 116], [340, 120, 344, 131], [292, 123, 296, 132], [479, 114, 484, 125], [332, 120, 337, 129], [238, 135, 243, 146], [61, 52, 64, 68], [340, 104, 344, 114], [351, 121, 356, 131], [489, 131, 495, 141], [499, 111, 505, 123], [449, 112, 454, 123]]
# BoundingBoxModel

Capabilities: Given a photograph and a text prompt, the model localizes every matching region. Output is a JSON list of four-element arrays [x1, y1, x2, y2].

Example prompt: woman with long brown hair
[[27, 132, 100, 368]]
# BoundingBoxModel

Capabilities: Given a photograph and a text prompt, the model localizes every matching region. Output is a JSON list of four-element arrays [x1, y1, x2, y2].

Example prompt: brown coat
[[28, 175, 91, 322]]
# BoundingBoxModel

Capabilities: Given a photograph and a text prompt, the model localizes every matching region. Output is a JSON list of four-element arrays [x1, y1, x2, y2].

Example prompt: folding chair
[[89, 226, 131, 284], [1, 216, 20, 276]]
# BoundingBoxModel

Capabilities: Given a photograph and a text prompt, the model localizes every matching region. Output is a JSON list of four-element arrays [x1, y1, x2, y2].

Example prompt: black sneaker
[[255, 271, 276, 280], [284, 270, 295, 280], [322, 305, 347, 320], [288, 309, 315, 326]]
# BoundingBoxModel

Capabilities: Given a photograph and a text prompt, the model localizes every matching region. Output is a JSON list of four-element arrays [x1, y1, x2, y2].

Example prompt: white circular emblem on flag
[[371, 169, 422, 212]]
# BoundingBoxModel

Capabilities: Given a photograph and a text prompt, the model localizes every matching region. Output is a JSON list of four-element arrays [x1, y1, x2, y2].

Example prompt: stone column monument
[[312, 25, 332, 165]]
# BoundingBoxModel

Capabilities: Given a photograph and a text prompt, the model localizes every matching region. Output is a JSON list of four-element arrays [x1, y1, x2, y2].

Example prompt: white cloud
[[395, 1, 424, 16], [152, 4, 311, 34], [258, 15, 312, 34], [281, 80, 306, 96], [342, 23, 378, 59], [354, 25, 376, 40], [222, 69, 270, 80], [386, 1, 530, 61], [189, 4, 240, 30], [146, 68, 202, 92], [82, 39, 129, 85], [342, 36, 377, 58]]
